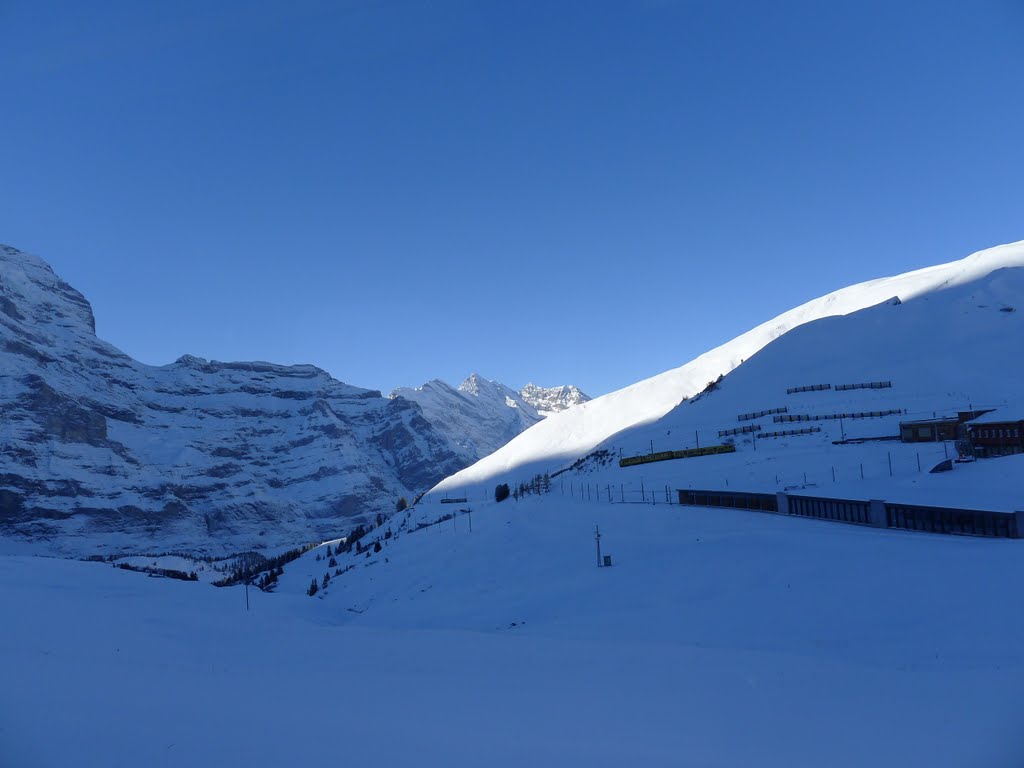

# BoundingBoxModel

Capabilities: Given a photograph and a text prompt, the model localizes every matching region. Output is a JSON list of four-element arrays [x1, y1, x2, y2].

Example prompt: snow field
[[5, 490, 1023, 767]]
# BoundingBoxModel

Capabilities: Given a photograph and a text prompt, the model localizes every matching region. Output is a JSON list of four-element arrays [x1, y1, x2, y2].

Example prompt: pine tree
[[322, 572, 330, 590], [307, 578, 319, 597]]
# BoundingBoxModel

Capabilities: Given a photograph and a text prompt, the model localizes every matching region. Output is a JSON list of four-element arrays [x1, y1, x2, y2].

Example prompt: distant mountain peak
[[0, 244, 467, 556], [519, 382, 591, 417], [458, 373, 487, 397], [0, 242, 97, 334], [391, 372, 588, 464]]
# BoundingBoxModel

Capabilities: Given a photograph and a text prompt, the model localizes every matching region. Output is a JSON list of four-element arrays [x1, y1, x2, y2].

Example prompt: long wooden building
[[966, 410, 1024, 458]]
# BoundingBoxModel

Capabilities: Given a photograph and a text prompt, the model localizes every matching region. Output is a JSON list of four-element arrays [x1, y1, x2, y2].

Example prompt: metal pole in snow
[[888, 452, 893, 477], [595, 525, 602, 567]]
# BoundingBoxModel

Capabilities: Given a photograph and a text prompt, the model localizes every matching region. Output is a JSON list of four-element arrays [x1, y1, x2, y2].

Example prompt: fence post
[[869, 499, 887, 528], [776, 492, 790, 516]]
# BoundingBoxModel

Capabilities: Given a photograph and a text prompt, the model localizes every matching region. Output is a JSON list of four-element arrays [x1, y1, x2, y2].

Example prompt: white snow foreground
[[4, 492, 1024, 767], [429, 240, 1024, 503]]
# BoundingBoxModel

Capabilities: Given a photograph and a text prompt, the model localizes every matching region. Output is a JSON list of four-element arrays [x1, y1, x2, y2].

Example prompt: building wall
[[969, 421, 1024, 457]]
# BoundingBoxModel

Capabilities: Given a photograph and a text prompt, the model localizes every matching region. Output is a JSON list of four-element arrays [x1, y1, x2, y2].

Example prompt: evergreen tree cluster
[[511, 473, 552, 500], [213, 543, 316, 588], [495, 483, 510, 502], [115, 562, 199, 581], [255, 565, 283, 591]]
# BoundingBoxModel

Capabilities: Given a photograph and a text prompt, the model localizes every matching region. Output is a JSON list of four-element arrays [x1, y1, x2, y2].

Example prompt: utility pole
[[595, 525, 602, 567], [245, 578, 250, 612]]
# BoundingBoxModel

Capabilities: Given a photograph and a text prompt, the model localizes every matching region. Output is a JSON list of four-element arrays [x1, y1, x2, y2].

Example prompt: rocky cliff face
[[390, 375, 541, 463], [390, 375, 590, 463], [0, 244, 465, 556], [519, 383, 590, 417]]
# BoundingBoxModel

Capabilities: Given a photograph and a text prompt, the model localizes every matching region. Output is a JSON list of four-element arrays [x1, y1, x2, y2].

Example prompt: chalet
[[899, 417, 960, 443], [966, 410, 1024, 458], [898, 409, 994, 443]]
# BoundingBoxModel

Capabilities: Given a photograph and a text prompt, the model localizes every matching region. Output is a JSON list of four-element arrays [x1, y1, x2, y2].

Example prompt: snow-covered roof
[[966, 409, 1024, 426]]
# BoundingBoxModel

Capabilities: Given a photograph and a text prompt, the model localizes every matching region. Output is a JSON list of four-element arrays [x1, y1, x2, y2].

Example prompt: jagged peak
[[0, 243, 97, 334], [458, 373, 488, 396]]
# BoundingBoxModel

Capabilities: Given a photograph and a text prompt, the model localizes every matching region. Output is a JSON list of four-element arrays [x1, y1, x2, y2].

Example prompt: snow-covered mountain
[[519, 382, 590, 417], [0, 244, 466, 556], [430, 240, 1024, 499], [390, 374, 589, 464]]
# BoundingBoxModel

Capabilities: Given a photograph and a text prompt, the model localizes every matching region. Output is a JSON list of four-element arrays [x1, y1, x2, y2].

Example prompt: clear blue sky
[[2, 1, 1022, 397]]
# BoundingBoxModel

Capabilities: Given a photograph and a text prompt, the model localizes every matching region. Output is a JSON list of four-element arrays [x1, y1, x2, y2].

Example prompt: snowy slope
[[0, 244, 466, 556], [431, 240, 1024, 497], [7, 487, 1023, 767]]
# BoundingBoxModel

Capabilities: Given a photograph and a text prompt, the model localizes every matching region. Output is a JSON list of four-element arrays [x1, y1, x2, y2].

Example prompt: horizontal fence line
[[775, 410, 903, 423], [718, 424, 761, 437], [737, 407, 787, 421], [758, 427, 822, 439], [835, 380, 892, 391], [787, 383, 832, 394], [676, 488, 1021, 539]]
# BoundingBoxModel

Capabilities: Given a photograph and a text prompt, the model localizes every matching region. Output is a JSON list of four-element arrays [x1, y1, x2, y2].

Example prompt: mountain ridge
[[430, 240, 1024, 496], [0, 244, 465, 556], [390, 374, 590, 464]]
